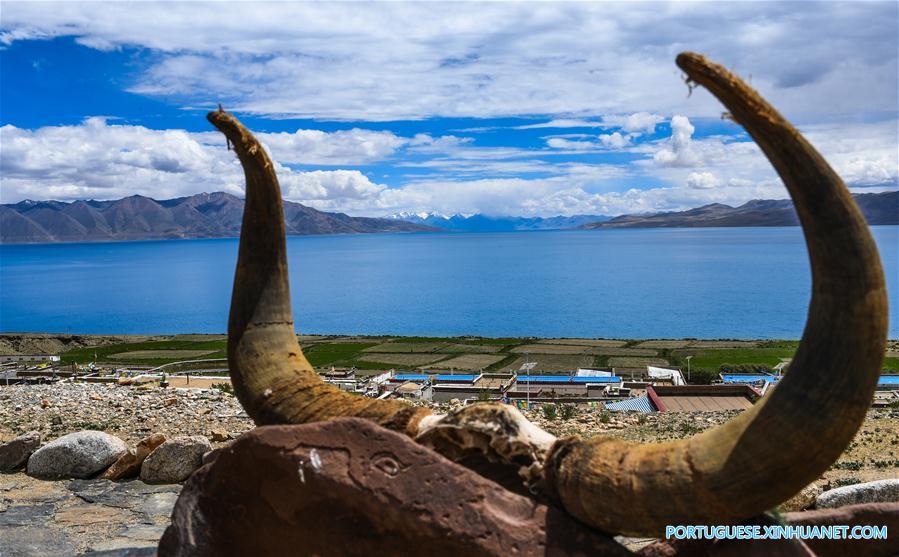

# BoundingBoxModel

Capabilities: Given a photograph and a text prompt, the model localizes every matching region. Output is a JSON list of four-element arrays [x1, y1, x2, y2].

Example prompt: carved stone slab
[[158, 418, 632, 557]]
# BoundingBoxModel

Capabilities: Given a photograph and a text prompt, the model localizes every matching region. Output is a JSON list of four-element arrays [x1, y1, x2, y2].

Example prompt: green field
[[60, 338, 228, 367], [56, 334, 899, 375]]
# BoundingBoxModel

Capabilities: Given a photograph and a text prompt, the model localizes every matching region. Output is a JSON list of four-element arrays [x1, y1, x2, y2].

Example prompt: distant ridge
[[0, 192, 436, 244], [388, 212, 611, 232], [580, 191, 898, 229]]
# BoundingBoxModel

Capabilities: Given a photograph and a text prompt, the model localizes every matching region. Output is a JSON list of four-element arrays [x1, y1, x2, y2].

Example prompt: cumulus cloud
[[1, 2, 895, 121], [601, 112, 665, 135], [1, 117, 895, 218], [279, 170, 386, 202], [257, 129, 407, 165], [598, 132, 630, 149], [546, 137, 597, 151], [546, 131, 630, 151], [653, 116, 700, 167], [686, 171, 720, 189], [0, 120, 391, 207]]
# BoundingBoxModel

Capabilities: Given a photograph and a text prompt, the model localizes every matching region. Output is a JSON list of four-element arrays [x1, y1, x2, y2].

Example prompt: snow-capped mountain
[[386, 212, 612, 232]]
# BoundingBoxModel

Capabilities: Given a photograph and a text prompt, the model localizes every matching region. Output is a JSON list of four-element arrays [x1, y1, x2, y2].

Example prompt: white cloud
[[546, 131, 630, 151], [279, 170, 385, 202], [653, 115, 700, 167], [1, 2, 895, 121], [546, 137, 596, 151], [0, 120, 391, 207], [598, 132, 630, 149], [516, 119, 603, 130], [2, 117, 895, 218], [602, 112, 665, 135], [257, 129, 406, 166], [686, 171, 720, 189]]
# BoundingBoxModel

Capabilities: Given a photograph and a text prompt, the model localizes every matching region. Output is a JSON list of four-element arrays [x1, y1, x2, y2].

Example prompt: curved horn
[[208, 109, 430, 437], [543, 53, 888, 536]]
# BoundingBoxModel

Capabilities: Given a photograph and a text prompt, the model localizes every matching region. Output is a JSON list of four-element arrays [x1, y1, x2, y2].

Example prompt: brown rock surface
[[785, 503, 899, 557], [140, 436, 211, 484], [637, 504, 899, 557], [159, 418, 633, 557], [100, 433, 166, 480], [0, 431, 40, 472]]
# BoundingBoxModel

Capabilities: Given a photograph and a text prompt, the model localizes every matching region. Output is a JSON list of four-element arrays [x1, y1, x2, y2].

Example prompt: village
[[1, 334, 898, 555], [2, 333, 898, 413]]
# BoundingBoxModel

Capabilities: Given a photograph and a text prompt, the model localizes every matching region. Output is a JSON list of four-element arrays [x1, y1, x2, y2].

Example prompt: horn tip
[[675, 51, 708, 73]]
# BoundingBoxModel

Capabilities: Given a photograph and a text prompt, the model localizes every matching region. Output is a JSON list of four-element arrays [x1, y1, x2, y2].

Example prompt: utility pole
[[526, 352, 530, 407], [685, 355, 693, 383]]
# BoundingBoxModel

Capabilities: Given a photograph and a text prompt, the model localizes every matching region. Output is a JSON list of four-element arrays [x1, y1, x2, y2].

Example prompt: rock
[[0, 431, 41, 472], [27, 431, 126, 480], [158, 418, 630, 557], [209, 429, 229, 442], [0, 524, 77, 557], [780, 482, 822, 512], [785, 503, 899, 557], [816, 479, 899, 509], [100, 434, 166, 480], [140, 436, 211, 484]]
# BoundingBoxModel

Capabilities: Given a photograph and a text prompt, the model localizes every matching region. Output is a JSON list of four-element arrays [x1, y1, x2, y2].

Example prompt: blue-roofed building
[[720, 373, 780, 385], [516, 375, 622, 384], [435, 374, 479, 382], [392, 374, 431, 383], [879, 375, 899, 390]]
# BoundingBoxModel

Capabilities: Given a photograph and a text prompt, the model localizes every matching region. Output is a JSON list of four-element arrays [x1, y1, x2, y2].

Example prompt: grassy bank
[[42, 334, 899, 375]]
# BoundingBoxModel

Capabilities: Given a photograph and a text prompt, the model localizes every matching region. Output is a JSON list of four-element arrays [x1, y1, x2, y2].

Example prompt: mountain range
[[387, 212, 611, 232], [580, 191, 898, 229], [2, 190, 896, 244], [0, 192, 435, 244]]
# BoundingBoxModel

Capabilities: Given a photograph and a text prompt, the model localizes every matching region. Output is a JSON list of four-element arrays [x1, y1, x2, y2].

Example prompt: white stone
[[26, 431, 126, 480], [140, 436, 212, 484], [816, 479, 899, 509]]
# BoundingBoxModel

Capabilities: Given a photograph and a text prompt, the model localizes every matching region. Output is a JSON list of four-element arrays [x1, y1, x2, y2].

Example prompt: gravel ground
[[1, 384, 897, 556], [0, 383, 253, 447]]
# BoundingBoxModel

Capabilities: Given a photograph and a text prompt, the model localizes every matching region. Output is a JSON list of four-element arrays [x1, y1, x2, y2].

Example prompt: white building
[[0, 355, 61, 363]]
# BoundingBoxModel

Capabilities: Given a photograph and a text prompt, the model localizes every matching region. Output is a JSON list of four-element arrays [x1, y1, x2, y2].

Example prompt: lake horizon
[[2, 226, 897, 339]]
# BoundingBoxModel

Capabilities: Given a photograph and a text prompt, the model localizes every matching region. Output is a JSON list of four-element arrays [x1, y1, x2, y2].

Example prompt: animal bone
[[541, 52, 888, 535], [207, 52, 887, 537]]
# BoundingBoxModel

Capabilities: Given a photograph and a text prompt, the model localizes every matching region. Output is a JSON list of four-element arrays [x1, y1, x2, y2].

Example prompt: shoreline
[[3, 333, 898, 375]]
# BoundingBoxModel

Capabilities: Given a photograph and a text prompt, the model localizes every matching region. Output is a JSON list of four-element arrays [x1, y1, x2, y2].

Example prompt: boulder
[[100, 434, 166, 480], [141, 436, 211, 484], [0, 431, 41, 472], [26, 431, 126, 480], [158, 418, 631, 557], [816, 479, 899, 509]]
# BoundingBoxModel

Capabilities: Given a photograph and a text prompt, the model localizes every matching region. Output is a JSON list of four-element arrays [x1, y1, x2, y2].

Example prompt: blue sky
[[1, 2, 896, 217]]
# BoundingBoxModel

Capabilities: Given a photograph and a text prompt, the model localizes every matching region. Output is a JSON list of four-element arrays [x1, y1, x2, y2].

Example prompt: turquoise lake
[[1, 226, 897, 338]]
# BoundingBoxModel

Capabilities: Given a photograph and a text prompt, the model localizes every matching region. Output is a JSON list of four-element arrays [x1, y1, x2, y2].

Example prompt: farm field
[[424, 354, 507, 371], [3, 333, 895, 376], [499, 354, 596, 373], [108, 350, 217, 360]]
